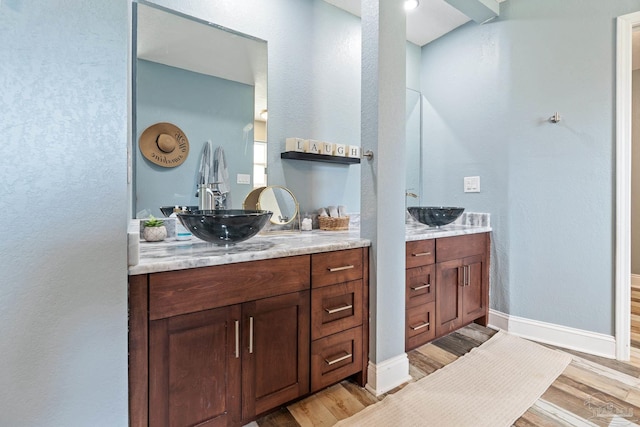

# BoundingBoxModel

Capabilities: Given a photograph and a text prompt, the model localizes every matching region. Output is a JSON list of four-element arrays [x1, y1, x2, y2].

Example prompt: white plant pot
[[143, 225, 167, 242]]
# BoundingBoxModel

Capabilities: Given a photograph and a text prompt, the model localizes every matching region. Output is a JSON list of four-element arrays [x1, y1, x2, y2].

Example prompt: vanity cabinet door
[[461, 254, 486, 324], [149, 305, 241, 427], [241, 291, 310, 422], [435, 258, 464, 338]]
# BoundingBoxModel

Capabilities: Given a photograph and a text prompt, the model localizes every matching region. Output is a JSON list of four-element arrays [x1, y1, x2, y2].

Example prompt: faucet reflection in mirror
[[196, 142, 230, 209]]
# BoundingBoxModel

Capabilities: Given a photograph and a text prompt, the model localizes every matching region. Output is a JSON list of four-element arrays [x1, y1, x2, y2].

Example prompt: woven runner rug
[[336, 330, 571, 427]]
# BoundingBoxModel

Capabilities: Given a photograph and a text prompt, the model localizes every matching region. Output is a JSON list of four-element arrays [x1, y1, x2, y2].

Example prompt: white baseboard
[[488, 309, 616, 359], [365, 353, 412, 396]]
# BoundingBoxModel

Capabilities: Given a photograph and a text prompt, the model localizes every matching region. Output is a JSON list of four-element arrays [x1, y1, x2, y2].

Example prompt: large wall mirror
[[133, 1, 267, 217]]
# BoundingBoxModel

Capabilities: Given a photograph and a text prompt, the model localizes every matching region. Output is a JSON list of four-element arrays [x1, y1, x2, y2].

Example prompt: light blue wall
[[421, 0, 640, 335], [0, 0, 128, 425], [135, 60, 255, 215], [144, 0, 362, 215]]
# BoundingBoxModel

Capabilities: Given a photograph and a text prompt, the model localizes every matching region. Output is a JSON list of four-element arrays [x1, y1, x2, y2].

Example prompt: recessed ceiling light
[[404, 0, 419, 11]]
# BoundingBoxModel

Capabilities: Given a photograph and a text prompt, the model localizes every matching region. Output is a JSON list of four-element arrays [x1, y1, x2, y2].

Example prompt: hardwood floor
[[632, 283, 640, 354], [251, 323, 640, 427]]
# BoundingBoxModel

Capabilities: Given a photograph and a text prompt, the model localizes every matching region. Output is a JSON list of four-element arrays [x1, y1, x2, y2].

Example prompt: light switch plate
[[464, 176, 480, 193], [237, 173, 251, 185]]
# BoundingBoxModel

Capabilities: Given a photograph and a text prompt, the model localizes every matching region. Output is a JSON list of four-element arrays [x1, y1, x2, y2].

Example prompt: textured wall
[[0, 0, 128, 425], [361, 0, 407, 364], [421, 0, 640, 335]]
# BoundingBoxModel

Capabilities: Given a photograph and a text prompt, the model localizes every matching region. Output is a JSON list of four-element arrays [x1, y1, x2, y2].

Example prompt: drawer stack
[[405, 239, 436, 350], [405, 233, 489, 351], [310, 248, 367, 392]]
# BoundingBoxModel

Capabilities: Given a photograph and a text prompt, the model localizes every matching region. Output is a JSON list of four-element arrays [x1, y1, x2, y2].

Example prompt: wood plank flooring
[[251, 323, 640, 426]]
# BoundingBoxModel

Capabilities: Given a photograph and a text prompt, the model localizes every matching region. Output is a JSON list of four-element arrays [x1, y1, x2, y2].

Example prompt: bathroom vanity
[[405, 225, 491, 351], [128, 232, 369, 427], [128, 218, 491, 426]]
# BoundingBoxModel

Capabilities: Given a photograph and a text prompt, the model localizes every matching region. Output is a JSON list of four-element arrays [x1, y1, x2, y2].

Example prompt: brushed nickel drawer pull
[[410, 283, 430, 291], [411, 252, 432, 257], [328, 265, 355, 272], [325, 304, 353, 314], [410, 321, 430, 331], [248, 316, 254, 354], [234, 320, 240, 359], [325, 352, 353, 366], [466, 265, 471, 286]]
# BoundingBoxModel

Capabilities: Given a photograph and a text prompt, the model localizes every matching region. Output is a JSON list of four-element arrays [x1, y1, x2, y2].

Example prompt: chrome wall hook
[[362, 150, 374, 160], [549, 112, 561, 123]]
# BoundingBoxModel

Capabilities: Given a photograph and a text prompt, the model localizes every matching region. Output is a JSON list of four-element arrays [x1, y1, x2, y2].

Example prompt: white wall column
[[361, 0, 410, 395]]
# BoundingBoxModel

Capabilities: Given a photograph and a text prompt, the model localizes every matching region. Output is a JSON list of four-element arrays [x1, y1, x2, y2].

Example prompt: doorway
[[615, 11, 640, 361]]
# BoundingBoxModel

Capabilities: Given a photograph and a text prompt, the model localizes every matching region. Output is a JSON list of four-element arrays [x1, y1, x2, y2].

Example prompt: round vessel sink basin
[[159, 205, 199, 217], [177, 209, 272, 245], [408, 206, 464, 227]]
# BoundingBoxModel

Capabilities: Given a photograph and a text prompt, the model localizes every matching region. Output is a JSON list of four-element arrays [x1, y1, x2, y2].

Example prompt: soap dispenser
[[172, 206, 192, 241]]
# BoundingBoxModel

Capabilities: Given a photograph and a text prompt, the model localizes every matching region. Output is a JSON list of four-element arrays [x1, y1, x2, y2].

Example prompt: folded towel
[[213, 146, 230, 195]]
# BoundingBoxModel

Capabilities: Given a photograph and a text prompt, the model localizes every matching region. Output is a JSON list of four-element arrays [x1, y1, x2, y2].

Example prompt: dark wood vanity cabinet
[[241, 291, 310, 421], [405, 240, 436, 350], [405, 233, 489, 351], [149, 305, 241, 427], [129, 248, 368, 427], [310, 248, 368, 392]]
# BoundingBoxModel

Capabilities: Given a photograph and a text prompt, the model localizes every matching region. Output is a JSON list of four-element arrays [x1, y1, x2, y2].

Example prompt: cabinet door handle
[[325, 304, 353, 314], [411, 251, 432, 257], [248, 316, 254, 354], [410, 283, 430, 291], [234, 320, 240, 359], [325, 352, 353, 366], [328, 265, 355, 272], [466, 265, 471, 286], [410, 321, 430, 331]]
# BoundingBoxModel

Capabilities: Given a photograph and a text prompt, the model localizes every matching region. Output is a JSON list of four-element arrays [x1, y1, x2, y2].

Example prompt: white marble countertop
[[128, 229, 370, 275], [128, 213, 491, 275]]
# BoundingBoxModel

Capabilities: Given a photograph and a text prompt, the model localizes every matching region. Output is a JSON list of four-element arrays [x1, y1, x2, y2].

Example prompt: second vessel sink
[[408, 206, 464, 227], [177, 209, 272, 245]]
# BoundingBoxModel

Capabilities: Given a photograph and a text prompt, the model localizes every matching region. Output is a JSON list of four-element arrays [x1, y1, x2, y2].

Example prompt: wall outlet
[[464, 176, 480, 193], [237, 173, 251, 185]]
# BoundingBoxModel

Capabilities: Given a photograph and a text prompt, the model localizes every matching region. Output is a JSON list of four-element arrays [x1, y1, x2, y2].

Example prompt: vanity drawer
[[406, 265, 435, 309], [312, 280, 363, 340], [148, 255, 311, 320], [436, 233, 486, 262], [312, 248, 363, 288], [406, 240, 435, 268], [406, 302, 436, 351], [311, 326, 363, 392]]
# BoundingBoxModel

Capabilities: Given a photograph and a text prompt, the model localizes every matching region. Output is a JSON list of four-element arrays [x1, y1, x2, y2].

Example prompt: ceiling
[[323, 0, 504, 46], [137, 4, 268, 121]]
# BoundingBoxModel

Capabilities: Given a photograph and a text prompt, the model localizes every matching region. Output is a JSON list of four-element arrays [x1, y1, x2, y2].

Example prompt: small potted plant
[[143, 216, 167, 242]]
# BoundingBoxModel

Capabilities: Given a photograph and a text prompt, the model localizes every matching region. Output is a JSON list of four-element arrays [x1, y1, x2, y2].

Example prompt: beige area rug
[[336, 330, 572, 427]]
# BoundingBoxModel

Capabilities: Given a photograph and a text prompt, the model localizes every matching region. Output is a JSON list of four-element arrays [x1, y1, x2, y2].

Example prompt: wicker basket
[[318, 216, 350, 231]]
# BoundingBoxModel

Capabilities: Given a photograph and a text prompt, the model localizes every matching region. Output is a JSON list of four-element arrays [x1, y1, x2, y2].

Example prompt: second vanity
[[128, 218, 490, 426]]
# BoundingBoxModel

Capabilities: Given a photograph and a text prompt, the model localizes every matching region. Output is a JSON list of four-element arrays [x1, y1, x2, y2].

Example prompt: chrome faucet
[[198, 183, 227, 210]]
